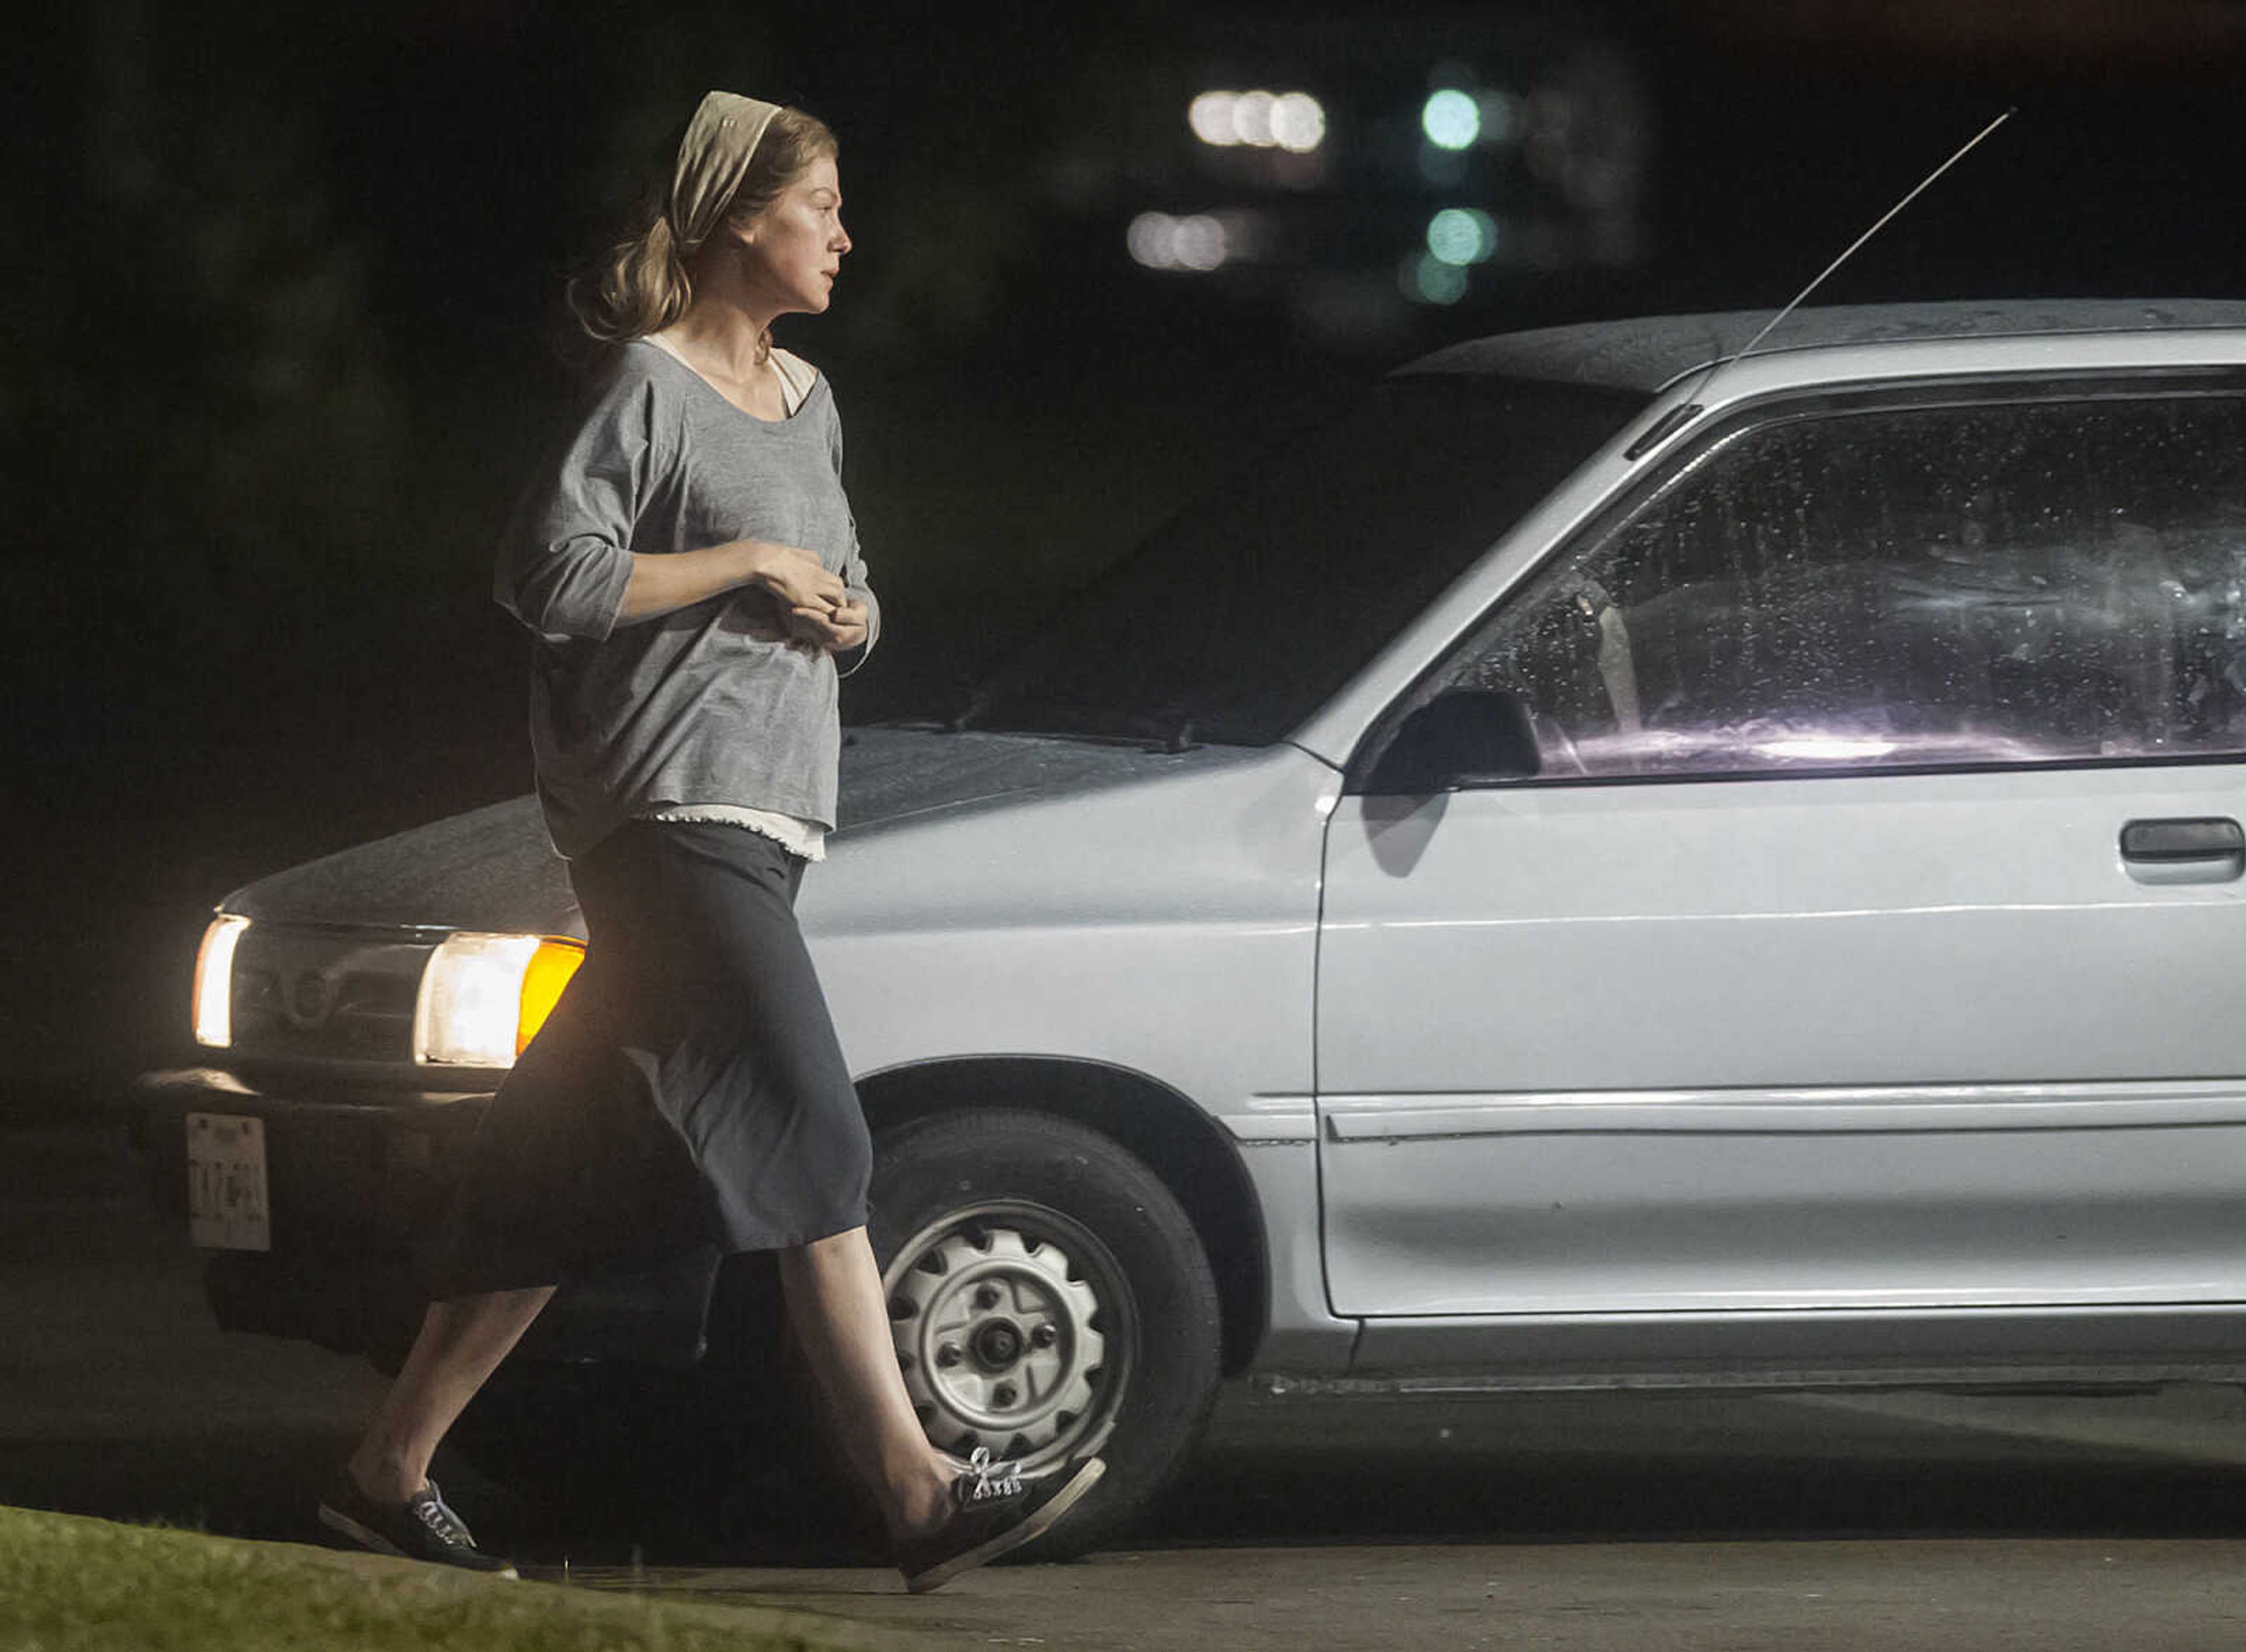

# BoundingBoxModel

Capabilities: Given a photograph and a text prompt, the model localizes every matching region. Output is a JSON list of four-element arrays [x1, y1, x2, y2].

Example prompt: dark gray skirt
[[419, 819, 872, 1299]]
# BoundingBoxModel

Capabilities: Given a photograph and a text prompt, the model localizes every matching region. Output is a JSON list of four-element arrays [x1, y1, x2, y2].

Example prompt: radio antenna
[[1626, 106, 2015, 459]]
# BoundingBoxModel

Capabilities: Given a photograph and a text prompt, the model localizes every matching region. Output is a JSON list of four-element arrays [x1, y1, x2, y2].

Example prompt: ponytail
[[567, 208, 694, 343]]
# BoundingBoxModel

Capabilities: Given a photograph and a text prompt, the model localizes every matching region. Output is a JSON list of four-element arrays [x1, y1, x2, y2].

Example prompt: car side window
[[1448, 390, 2246, 779]]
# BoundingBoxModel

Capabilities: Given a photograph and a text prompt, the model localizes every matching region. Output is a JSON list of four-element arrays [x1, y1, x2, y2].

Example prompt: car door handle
[[2120, 816, 2245, 883]]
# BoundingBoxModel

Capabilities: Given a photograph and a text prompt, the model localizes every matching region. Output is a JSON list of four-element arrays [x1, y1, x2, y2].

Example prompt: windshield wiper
[[935, 691, 1204, 751], [1152, 715, 1199, 754], [943, 683, 992, 733]]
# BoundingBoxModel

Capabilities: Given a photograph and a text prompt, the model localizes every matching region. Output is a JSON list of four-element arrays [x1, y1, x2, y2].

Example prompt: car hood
[[223, 727, 1256, 934]]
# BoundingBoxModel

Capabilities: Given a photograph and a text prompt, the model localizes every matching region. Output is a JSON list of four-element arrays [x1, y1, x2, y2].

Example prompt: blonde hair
[[567, 106, 839, 353]]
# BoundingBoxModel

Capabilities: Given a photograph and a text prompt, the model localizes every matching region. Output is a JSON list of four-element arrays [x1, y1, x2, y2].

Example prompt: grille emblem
[[286, 971, 335, 1027]]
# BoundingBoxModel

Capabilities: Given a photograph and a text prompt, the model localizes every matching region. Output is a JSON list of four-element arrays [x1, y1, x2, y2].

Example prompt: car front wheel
[[869, 1107, 1221, 1558]]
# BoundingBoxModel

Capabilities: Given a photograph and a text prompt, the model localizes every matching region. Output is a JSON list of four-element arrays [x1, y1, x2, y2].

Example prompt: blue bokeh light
[[1421, 88, 1481, 151], [1426, 208, 1498, 267]]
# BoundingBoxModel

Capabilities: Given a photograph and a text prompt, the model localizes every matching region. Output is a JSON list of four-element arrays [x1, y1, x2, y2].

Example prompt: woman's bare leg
[[778, 1226, 953, 1540], [345, 1285, 556, 1502]]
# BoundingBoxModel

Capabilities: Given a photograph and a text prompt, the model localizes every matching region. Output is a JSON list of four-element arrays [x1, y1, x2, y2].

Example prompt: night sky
[[9, 0, 2245, 1110]]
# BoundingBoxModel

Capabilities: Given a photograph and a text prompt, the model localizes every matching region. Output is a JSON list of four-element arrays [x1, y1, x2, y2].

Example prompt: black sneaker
[[895, 1449, 1105, 1594], [317, 1469, 519, 1578]]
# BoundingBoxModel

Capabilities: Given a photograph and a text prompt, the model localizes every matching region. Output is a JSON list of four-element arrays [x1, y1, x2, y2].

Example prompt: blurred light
[[516, 939, 586, 1055], [1127, 212, 1230, 272], [1271, 91, 1326, 153], [1232, 89, 1276, 146], [1401, 252, 1468, 306], [1189, 91, 1239, 146], [192, 913, 249, 1048], [1427, 208, 1498, 266], [1174, 215, 1228, 270], [1422, 88, 1481, 150], [1190, 88, 1325, 151]]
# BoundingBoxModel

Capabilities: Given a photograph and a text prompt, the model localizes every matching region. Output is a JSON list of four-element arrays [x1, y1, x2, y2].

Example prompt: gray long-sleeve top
[[494, 341, 879, 859]]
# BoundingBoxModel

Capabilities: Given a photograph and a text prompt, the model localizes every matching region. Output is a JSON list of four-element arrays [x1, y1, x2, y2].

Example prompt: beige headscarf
[[668, 90, 783, 253]]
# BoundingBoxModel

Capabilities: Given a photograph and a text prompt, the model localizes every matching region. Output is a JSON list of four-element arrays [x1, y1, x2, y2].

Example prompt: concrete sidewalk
[[582, 1538, 2246, 1652]]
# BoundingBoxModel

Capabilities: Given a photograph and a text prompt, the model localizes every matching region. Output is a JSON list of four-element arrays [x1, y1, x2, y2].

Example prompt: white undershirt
[[640, 803, 826, 860], [636, 337, 828, 862]]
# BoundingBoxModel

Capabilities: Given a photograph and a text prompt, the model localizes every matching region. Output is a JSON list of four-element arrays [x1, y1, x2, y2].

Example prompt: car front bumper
[[134, 1065, 488, 1239], [133, 1067, 718, 1368]]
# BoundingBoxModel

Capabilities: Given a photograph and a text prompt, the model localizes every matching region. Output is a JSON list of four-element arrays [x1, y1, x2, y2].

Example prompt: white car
[[139, 299, 2246, 1550]]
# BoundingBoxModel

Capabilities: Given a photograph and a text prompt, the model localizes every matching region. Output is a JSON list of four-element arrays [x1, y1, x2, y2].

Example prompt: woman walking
[[314, 89, 1103, 1592]]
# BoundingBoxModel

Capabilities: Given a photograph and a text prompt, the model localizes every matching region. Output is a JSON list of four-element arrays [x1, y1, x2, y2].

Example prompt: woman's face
[[735, 154, 850, 317]]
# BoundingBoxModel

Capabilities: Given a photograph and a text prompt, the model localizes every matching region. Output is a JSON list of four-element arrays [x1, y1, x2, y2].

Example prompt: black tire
[[868, 1108, 1221, 1559]]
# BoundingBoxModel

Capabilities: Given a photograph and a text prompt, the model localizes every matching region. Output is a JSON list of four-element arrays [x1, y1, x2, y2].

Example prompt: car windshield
[[959, 375, 1648, 746]]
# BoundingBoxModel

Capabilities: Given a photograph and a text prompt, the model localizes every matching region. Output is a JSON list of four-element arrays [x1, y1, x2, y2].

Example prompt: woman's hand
[[617, 538, 843, 626], [749, 542, 848, 614], [783, 598, 870, 656]]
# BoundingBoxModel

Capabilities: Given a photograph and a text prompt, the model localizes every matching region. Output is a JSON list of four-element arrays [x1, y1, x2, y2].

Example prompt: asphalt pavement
[[13, 1118, 2246, 1650]]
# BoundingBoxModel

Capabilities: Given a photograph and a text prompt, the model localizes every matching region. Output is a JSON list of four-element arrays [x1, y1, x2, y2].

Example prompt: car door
[[1316, 376, 2246, 1325]]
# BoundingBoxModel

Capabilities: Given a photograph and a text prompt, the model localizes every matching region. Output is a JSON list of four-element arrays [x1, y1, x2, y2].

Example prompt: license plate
[[186, 1111, 270, 1251]]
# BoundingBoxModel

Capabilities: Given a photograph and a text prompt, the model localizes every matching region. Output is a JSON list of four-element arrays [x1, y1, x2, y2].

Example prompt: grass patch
[[0, 1505, 894, 1652]]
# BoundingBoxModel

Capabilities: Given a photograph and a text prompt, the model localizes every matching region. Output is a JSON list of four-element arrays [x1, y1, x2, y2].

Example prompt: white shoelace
[[960, 1446, 1024, 1505], [411, 1487, 476, 1548]]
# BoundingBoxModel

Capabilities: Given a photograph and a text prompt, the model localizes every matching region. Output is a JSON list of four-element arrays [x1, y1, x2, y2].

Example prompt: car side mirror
[[1363, 688, 1542, 795]]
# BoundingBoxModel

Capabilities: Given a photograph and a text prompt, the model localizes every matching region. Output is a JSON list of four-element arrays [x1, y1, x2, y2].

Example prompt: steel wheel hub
[[887, 1213, 1111, 1464]]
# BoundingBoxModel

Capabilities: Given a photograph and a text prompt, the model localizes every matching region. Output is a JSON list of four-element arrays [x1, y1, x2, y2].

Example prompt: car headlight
[[192, 913, 252, 1048], [413, 933, 585, 1067]]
